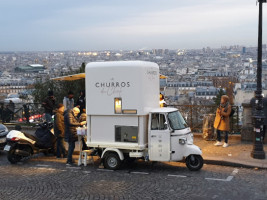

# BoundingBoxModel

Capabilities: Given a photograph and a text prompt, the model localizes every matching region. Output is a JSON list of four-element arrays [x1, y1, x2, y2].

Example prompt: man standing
[[64, 107, 86, 165], [8, 100, 15, 120], [54, 103, 66, 158], [76, 90, 86, 113], [63, 91, 74, 112], [42, 90, 55, 122]]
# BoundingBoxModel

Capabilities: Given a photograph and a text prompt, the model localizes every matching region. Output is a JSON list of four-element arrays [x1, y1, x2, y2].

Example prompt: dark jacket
[[54, 109, 65, 138], [76, 95, 86, 112], [43, 96, 55, 114], [64, 110, 80, 142]]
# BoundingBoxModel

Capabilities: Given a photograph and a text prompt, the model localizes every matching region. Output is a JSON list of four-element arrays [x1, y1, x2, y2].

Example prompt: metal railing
[[169, 105, 241, 134], [0, 102, 241, 134], [0, 102, 44, 123]]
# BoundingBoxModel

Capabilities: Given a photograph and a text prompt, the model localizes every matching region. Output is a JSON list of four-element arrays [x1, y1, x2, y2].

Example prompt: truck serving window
[[167, 111, 188, 130], [115, 126, 138, 143]]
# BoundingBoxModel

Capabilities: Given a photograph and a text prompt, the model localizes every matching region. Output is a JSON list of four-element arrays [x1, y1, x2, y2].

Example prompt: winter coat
[[54, 110, 65, 138], [64, 110, 80, 142], [42, 97, 55, 114], [213, 105, 231, 131], [76, 95, 86, 112]]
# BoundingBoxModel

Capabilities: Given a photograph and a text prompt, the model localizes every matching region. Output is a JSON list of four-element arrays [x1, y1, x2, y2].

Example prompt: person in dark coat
[[42, 90, 55, 122], [8, 100, 15, 120], [23, 104, 30, 123], [3, 105, 12, 123], [64, 107, 86, 165], [0, 104, 4, 121], [76, 90, 86, 116], [54, 103, 66, 158]]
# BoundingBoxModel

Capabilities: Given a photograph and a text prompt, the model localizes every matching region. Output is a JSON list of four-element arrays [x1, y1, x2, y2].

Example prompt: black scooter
[[4, 122, 56, 164]]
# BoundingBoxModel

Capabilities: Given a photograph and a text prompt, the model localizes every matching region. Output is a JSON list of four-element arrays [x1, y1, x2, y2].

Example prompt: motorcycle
[[4, 122, 56, 164]]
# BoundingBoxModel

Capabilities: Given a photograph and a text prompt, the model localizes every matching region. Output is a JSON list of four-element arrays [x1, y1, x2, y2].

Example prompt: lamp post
[[251, 0, 266, 159]]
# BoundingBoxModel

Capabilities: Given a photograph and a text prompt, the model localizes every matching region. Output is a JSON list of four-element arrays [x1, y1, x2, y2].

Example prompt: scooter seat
[[23, 133, 38, 141]]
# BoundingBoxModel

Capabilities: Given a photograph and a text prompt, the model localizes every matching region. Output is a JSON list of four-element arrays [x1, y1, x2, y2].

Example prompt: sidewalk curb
[[204, 159, 260, 169]]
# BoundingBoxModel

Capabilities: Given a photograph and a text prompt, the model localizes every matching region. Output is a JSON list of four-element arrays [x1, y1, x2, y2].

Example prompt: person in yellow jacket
[[213, 95, 231, 147]]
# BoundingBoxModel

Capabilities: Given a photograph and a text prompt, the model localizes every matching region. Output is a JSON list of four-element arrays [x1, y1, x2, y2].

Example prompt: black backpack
[[230, 108, 235, 117]]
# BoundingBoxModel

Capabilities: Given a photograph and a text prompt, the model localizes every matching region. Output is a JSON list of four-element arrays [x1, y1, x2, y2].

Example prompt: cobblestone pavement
[[0, 151, 266, 200]]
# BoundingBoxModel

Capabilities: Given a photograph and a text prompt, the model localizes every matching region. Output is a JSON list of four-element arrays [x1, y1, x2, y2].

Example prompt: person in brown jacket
[[213, 95, 231, 147], [54, 103, 67, 158]]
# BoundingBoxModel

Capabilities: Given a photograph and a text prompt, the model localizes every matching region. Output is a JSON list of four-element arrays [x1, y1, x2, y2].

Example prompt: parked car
[[0, 124, 8, 150]]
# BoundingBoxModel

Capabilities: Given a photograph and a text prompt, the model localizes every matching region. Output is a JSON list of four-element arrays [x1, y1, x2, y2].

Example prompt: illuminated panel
[[114, 98, 122, 114], [122, 109, 137, 114]]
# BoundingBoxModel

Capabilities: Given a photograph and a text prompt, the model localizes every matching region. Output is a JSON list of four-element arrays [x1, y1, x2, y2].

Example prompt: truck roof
[[150, 107, 178, 113]]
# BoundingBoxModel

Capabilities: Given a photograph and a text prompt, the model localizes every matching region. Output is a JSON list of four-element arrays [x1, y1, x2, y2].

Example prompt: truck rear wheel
[[186, 155, 203, 171], [103, 152, 122, 170]]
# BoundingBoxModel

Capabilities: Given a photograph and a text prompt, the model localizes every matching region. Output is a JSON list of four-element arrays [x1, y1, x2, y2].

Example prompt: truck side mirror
[[164, 121, 168, 129]]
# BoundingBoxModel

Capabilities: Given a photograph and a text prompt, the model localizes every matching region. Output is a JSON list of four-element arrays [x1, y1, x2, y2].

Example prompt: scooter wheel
[[103, 152, 122, 170], [186, 155, 203, 171], [7, 149, 22, 164]]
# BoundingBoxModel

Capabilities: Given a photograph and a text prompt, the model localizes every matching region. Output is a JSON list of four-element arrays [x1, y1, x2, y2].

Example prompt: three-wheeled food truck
[[83, 61, 203, 171]]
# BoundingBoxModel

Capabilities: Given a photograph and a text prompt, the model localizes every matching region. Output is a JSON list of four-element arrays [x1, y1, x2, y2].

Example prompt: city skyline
[[0, 0, 266, 51]]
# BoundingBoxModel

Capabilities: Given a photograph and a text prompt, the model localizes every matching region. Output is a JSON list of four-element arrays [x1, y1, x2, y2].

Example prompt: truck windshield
[[167, 111, 188, 130]]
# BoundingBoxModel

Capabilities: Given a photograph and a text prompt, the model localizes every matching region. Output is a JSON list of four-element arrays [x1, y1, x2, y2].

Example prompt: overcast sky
[[0, 0, 266, 51]]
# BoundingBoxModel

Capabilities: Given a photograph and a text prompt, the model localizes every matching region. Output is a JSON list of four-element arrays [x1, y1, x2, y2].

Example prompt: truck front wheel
[[185, 155, 203, 171], [103, 152, 122, 170]]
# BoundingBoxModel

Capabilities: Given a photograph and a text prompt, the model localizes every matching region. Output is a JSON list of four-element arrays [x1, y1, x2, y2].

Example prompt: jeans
[[67, 140, 75, 163], [217, 130, 228, 143], [45, 113, 52, 122], [56, 137, 66, 158]]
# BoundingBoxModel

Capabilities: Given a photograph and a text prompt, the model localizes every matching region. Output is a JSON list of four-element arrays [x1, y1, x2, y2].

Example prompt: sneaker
[[66, 161, 74, 166], [214, 141, 223, 146], [223, 143, 229, 148]]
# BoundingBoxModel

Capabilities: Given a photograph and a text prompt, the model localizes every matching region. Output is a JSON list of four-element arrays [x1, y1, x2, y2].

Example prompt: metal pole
[[251, 0, 266, 159]]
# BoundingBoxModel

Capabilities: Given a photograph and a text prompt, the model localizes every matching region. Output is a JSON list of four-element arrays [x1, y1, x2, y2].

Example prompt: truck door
[[148, 113, 171, 161]]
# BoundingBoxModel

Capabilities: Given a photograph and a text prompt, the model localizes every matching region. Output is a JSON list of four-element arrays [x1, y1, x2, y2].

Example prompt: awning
[[52, 73, 167, 81], [51, 73, 85, 81]]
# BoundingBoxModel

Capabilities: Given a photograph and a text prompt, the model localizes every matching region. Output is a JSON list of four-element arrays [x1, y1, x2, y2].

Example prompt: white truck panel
[[91, 115, 138, 143], [86, 115, 148, 150], [85, 61, 160, 116]]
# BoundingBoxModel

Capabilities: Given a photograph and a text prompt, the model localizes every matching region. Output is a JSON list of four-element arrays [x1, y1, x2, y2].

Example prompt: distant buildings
[[15, 64, 45, 73], [0, 45, 267, 106]]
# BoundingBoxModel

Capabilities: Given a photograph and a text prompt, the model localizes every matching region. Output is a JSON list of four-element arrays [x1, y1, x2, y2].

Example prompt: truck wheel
[[7, 149, 22, 164], [186, 155, 203, 171], [103, 152, 122, 170]]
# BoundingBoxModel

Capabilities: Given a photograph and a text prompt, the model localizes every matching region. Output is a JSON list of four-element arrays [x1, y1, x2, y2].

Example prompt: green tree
[[32, 63, 86, 104], [213, 88, 225, 106]]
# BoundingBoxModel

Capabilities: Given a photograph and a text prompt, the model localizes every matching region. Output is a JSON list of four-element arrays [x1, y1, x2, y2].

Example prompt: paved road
[[0, 151, 266, 200]]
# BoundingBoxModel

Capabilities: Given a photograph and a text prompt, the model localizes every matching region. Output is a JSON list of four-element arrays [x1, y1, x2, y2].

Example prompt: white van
[[84, 61, 203, 171]]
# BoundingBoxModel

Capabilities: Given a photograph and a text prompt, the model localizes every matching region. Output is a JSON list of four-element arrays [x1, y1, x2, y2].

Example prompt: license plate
[[0, 138, 6, 143], [4, 145, 11, 151]]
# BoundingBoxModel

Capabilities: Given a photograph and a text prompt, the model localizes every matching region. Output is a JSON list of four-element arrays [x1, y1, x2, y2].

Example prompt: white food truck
[[84, 61, 203, 171]]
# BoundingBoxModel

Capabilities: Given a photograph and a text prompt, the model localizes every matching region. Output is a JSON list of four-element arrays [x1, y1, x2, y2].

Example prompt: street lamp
[[251, 0, 266, 159]]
